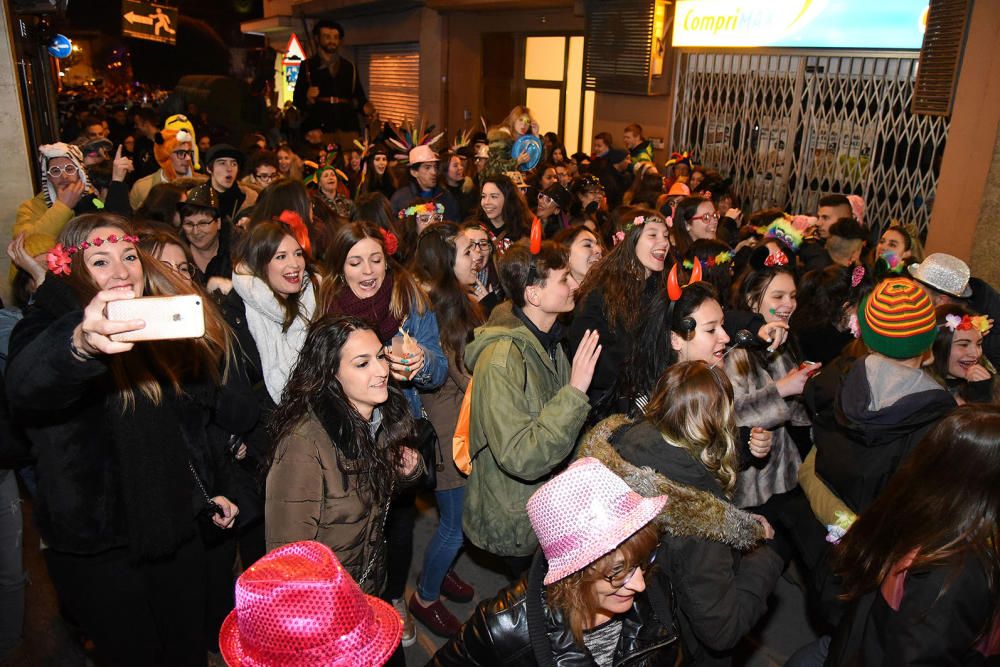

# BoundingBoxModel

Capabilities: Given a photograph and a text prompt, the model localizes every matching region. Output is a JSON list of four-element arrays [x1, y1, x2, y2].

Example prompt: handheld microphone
[[711, 329, 755, 369]]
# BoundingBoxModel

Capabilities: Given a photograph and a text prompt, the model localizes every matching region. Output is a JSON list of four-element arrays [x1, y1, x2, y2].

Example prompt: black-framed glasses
[[599, 549, 657, 591], [173, 150, 195, 160], [470, 240, 491, 252], [181, 218, 219, 232], [46, 164, 79, 178], [255, 171, 277, 182]]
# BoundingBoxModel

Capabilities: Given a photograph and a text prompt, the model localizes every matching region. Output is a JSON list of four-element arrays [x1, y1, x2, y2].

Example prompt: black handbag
[[412, 416, 442, 490]]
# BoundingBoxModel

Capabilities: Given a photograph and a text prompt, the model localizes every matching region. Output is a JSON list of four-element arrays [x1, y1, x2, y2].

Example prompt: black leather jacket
[[429, 554, 678, 666]]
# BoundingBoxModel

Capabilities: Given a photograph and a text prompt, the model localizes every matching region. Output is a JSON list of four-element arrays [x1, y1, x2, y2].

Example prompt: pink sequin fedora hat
[[220, 541, 402, 666], [527, 457, 668, 585]]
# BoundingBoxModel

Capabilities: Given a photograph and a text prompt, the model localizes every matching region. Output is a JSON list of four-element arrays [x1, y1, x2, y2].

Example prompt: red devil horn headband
[[667, 257, 702, 302]]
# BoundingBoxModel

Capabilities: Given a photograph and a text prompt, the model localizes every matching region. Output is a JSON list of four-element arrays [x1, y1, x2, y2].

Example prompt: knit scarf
[[334, 272, 401, 342]]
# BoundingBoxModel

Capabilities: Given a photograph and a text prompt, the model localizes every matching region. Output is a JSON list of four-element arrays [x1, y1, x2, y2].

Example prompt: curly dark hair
[[266, 315, 414, 503]]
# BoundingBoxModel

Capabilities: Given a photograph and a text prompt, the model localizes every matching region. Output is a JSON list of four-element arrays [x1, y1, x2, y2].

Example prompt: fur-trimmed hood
[[578, 415, 764, 550]]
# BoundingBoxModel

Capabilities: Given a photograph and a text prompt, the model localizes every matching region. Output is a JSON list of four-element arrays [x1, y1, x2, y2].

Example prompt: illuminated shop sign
[[672, 0, 928, 50]]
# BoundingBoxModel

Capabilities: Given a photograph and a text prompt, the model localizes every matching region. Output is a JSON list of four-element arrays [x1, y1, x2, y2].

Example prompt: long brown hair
[[319, 220, 428, 319], [834, 406, 1000, 626], [55, 213, 232, 409], [644, 361, 739, 496], [575, 205, 666, 333], [409, 222, 483, 369], [547, 522, 660, 645]]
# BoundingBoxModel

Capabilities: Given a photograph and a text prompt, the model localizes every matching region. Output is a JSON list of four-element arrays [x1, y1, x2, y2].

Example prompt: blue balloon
[[48, 34, 72, 59]]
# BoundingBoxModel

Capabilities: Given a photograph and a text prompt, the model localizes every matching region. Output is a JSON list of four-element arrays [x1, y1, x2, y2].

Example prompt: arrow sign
[[124, 11, 153, 25], [121, 0, 178, 46]]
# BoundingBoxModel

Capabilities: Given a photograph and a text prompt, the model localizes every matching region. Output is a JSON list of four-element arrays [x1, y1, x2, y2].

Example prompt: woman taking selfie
[[6, 212, 240, 665]]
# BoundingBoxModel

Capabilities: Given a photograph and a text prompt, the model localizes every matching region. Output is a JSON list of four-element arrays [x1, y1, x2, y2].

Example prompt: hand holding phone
[[107, 295, 205, 343]]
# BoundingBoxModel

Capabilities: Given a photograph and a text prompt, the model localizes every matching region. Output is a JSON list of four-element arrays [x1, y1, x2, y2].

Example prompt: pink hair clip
[[851, 265, 865, 288]]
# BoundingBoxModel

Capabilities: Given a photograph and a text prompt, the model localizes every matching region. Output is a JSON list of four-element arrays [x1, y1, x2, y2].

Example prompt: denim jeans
[[0, 470, 26, 658], [416, 486, 466, 601]]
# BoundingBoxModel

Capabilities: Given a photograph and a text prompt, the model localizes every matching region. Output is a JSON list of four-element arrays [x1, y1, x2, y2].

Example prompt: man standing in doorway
[[293, 20, 375, 144]]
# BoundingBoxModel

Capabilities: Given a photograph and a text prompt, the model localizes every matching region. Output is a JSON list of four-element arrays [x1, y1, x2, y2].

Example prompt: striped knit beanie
[[858, 277, 937, 359]]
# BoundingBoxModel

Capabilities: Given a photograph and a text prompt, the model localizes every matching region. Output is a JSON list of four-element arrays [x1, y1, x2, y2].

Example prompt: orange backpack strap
[[452, 377, 476, 475]]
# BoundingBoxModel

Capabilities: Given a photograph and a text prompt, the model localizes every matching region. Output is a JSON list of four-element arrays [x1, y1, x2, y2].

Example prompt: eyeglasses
[[691, 212, 720, 224], [182, 218, 219, 232], [46, 164, 80, 178], [173, 150, 195, 160], [161, 260, 194, 278], [599, 549, 657, 591], [418, 213, 444, 224], [255, 172, 277, 182], [469, 240, 491, 252]]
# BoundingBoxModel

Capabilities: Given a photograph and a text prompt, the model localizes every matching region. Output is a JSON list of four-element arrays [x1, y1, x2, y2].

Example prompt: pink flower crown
[[46, 233, 140, 277], [399, 202, 444, 220], [614, 214, 671, 246]]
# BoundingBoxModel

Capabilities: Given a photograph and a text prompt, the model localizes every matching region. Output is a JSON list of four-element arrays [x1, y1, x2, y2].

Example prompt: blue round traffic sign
[[48, 34, 73, 59]]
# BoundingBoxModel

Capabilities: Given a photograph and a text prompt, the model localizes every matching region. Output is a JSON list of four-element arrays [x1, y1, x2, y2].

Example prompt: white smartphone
[[107, 294, 206, 342]]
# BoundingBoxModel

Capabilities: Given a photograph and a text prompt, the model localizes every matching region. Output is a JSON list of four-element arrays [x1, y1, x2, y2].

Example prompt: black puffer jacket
[[429, 553, 679, 666], [612, 420, 783, 667]]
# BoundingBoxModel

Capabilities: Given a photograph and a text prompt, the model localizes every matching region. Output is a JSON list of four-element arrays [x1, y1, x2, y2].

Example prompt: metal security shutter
[[672, 52, 951, 238], [912, 0, 971, 116], [356, 43, 420, 126], [584, 0, 654, 94]]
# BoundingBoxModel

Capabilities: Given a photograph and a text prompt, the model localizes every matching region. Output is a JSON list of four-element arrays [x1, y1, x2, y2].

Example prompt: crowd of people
[[2, 24, 999, 666]]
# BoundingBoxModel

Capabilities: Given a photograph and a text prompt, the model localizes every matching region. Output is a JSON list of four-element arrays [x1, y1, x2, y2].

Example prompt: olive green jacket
[[462, 302, 590, 557]]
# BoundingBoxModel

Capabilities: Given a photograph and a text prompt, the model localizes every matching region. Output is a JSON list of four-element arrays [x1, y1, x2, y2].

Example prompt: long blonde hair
[[644, 361, 739, 496]]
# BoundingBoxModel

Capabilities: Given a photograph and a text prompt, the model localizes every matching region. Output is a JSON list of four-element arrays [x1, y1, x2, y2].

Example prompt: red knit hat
[[858, 277, 937, 359]]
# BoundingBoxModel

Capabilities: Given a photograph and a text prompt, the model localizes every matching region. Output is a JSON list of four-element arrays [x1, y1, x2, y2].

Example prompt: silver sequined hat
[[907, 253, 973, 298]]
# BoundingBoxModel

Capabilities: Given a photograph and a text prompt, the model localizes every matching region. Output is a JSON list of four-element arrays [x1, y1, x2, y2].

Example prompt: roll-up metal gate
[[355, 43, 420, 126], [671, 52, 951, 237]]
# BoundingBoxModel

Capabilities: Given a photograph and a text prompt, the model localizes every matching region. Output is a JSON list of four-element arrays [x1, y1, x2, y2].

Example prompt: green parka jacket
[[462, 302, 590, 557]]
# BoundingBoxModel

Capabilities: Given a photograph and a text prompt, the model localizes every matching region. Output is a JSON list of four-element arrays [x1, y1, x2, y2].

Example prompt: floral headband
[[46, 233, 140, 277], [399, 202, 444, 219], [613, 214, 671, 246], [943, 314, 990, 335], [684, 251, 732, 270]]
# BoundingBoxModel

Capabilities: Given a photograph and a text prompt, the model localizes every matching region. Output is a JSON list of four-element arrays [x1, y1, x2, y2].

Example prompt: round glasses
[[599, 549, 657, 591], [46, 164, 80, 178], [691, 212, 720, 224], [161, 259, 194, 279]]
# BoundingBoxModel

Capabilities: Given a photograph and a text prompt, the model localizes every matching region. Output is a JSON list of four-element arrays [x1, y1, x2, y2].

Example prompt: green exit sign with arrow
[[122, 0, 178, 45]]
